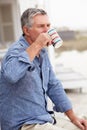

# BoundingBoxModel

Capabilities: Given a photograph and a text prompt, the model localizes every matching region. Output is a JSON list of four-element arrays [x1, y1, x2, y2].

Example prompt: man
[[0, 8, 87, 130]]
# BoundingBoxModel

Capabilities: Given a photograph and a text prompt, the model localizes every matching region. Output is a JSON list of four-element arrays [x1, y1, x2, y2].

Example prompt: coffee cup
[[47, 28, 63, 48]]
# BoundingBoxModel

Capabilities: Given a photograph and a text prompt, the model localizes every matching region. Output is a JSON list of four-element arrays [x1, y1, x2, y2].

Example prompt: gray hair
[[21, 8, 47, 29]]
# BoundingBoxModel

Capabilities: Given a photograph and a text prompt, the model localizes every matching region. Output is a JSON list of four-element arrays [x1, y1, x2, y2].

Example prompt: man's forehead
[[33, 14, 50, 24]]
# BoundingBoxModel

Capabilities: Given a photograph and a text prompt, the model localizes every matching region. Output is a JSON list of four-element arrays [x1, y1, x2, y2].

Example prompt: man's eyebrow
[[37, 23, 50, 25]]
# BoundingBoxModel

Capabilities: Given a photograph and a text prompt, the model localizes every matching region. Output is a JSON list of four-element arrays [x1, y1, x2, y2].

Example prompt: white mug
[[47, 28, 63, 48]]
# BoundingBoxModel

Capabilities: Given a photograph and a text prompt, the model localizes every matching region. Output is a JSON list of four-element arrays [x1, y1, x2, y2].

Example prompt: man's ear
[[23, 26, 30, 36]]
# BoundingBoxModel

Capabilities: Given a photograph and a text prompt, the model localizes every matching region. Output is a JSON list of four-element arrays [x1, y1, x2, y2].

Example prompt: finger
[[73, 120, 85, 130], [82, 120, 87, 130], [77, 122, 85, 130]]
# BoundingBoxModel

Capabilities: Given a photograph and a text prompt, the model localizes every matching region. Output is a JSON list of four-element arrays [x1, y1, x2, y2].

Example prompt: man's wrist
[[33, 41, 42, 52], [26, 42, 42, 61], [65, 109, 77, 122]]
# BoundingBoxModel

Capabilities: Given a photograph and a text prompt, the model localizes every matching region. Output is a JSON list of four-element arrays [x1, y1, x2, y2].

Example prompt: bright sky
[[47, 0, 87, 30], [19, 0, 87, 30]]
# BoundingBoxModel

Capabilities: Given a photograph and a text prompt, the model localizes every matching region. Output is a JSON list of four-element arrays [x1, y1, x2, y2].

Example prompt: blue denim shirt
[[0, 36, 72, 130]]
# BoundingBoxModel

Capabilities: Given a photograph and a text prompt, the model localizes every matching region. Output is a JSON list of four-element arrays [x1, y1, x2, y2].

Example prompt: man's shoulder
[[7, 36, 27, 54]]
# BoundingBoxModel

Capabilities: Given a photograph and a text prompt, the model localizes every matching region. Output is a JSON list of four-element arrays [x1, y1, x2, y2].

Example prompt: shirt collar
[[19, 35, 30, 48]]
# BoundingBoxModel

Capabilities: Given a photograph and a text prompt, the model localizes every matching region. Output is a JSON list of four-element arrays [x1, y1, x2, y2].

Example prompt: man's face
[[27, 14, 51, 44]]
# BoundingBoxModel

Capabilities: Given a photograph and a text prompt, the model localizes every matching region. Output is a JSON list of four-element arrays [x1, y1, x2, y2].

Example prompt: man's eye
[[40, 25, 44, 27], [47, 24, 50, 27], [37, 25, 44, 28]]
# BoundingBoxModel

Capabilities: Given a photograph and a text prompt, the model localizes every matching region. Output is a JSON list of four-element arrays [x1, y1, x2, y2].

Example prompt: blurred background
[[0, 0, 87, 89], [0, 0, 87, 125]]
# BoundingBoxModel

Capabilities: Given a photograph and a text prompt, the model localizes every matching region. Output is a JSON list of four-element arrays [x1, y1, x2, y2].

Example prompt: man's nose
[[43, 26, 50, 33]]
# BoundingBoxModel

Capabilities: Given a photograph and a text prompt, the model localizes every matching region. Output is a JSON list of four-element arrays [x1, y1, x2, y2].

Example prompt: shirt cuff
[[53, 101, 72, 113]]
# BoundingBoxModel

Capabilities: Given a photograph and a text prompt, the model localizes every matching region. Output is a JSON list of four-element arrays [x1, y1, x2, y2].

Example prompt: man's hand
[[26, 33, 52, 61], [65, 110, 87, 130], [71, 116, 87, 130], [34, 32, 52, 48]]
